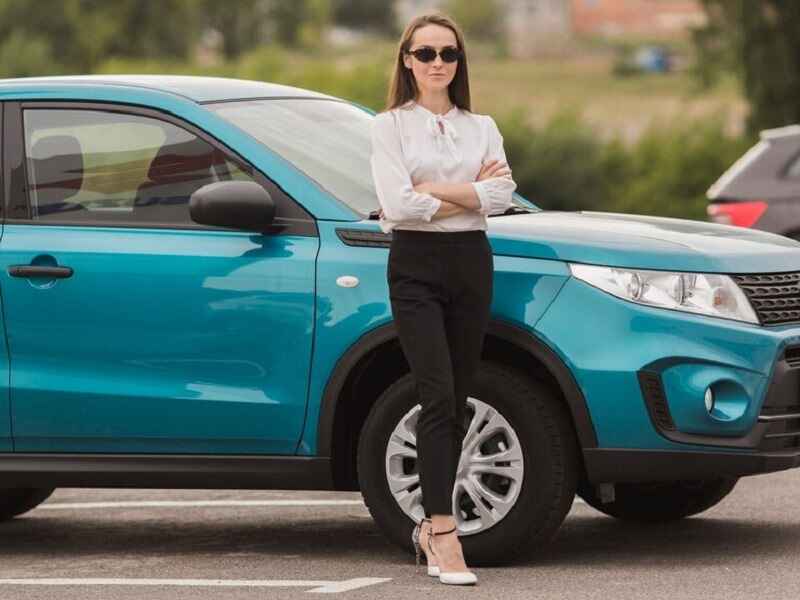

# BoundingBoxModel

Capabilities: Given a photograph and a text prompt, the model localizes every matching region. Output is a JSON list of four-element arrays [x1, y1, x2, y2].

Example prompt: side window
[[0, 103, 4, 216], [22, 108, 256, 225], [786, 153, 800, 179]]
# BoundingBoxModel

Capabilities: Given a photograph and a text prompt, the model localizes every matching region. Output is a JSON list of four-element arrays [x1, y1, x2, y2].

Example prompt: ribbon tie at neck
[[426, 114, 462, 167]]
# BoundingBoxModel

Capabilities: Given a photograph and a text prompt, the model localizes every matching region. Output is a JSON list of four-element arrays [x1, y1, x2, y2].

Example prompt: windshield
[[206, 98, 537, 216]]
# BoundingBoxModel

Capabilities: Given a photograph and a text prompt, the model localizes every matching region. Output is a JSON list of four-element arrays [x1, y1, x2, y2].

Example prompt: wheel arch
[[317, 319, 598, 491]]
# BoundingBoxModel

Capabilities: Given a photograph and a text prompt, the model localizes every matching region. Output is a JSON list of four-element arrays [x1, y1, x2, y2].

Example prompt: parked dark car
[[707, 124, 800, 240]]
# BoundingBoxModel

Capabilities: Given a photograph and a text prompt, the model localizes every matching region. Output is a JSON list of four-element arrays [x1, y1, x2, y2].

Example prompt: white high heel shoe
[[426, 525, 478, 585], [411, 518, 440, 576]]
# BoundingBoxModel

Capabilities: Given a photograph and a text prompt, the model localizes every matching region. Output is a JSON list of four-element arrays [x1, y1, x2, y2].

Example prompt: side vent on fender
[[336, 228, 392, 248]]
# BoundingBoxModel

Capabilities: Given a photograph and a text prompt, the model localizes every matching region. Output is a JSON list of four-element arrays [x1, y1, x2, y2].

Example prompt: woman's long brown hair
[[385, 12, 471, 113]]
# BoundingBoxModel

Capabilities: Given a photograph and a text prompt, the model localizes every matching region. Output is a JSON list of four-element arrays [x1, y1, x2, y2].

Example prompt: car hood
[[487, 211, 800, 273]]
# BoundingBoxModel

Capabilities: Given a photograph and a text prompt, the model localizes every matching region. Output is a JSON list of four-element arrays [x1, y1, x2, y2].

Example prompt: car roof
[[760, 124, 800, 141], [0, 75, 337, 103]]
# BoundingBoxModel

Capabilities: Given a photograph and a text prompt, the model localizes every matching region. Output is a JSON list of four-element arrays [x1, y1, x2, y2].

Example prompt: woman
[[369, 12, 517, 586]]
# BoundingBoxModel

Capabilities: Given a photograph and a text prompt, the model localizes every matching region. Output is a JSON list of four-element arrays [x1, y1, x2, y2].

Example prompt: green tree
[[331, 0, 395, 34], [103, 0, 200, 62], [299, 0, 332, 49], [198, 0, 272, 59], [267, 0, 310, 46], [694, 0, 800, 134], [0, 31, 59, 78], [0, 0, 200, 74], [0, 0, 91, 73]]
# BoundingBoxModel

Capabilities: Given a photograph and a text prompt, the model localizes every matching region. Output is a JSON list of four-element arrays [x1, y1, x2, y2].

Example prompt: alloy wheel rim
[[385, 396, 524, 535]]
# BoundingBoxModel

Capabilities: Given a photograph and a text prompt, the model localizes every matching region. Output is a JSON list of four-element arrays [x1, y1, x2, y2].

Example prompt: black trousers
[[387, 228, 494, 517]]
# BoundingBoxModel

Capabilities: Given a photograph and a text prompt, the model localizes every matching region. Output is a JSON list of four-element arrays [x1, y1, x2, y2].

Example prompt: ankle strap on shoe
[[431, 526, 457, 536]]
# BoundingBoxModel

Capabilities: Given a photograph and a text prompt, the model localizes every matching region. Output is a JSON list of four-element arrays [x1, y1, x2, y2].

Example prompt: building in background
[[571, 0, 706, 38]]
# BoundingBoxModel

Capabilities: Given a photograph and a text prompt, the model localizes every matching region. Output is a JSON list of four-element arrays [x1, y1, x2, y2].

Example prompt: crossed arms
[[370, 112, 517, 223]]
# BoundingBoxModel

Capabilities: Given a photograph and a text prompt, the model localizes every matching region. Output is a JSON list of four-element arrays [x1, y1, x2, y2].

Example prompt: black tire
[[357, 362, 580, 566], [0, 488, 56, 522], [577, 477, 738, 523]]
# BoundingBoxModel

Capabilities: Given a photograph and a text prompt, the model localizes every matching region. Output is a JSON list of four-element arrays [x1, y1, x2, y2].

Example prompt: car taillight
[[706, 201, 768, 228]]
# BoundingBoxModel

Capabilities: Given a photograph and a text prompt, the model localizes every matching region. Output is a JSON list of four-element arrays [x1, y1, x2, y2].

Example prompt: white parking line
[[36, 497, 585, 510], [37, 499, 366, 510], [0, 578, 392, 593]]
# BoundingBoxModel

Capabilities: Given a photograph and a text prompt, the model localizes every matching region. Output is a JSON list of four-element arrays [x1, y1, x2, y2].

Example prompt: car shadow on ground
[[537, 513, 800, 567], [0, 509, 798, 568]]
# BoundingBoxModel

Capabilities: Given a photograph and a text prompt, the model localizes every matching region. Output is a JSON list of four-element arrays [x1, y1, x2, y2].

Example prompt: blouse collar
[[404, 101, 462, 166], [407, 100, 459, 119]]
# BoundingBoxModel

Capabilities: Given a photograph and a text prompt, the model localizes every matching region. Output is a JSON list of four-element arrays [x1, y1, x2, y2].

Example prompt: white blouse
[[369, 100, 517, 233]]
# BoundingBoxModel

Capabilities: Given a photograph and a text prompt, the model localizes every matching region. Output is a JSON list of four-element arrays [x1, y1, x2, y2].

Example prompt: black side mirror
[[190, 181, 276, 232]]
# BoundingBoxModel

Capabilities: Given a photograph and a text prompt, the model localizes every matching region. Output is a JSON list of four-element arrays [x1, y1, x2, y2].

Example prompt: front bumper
[[587, 345, 800, 482], [637, 345, 800, 451], [534, 276, 800, 480]]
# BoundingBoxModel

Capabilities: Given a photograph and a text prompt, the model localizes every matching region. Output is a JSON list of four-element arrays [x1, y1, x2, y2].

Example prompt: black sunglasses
[[405, 46, 462, 63]]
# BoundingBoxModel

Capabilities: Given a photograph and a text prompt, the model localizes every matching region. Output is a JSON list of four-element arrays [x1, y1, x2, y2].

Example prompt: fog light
[[705, 387, 715, 412]]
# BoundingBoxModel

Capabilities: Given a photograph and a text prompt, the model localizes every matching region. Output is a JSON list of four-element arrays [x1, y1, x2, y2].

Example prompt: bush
[[610, 118, 752, 220], [496, 108, 751, 221], [498, 109, 625, 212]]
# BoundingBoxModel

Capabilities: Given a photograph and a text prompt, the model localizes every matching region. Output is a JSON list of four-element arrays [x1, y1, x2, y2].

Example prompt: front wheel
[[0, 488, 56, 522], [357, 362, 580, 566], [577, 478, 738, 522]]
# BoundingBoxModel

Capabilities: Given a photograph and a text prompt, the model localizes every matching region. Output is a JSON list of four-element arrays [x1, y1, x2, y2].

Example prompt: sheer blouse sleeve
[[369, 111, 442, 223], [471, 115, 517, 216]]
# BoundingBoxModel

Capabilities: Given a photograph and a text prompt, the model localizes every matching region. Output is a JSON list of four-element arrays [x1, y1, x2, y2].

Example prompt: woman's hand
[[413, 181, 436, 195], [432, 200, 466, 219], [412, 181, 478, 213], [476, 159, 512, 182], [412, 160, 512, 195]]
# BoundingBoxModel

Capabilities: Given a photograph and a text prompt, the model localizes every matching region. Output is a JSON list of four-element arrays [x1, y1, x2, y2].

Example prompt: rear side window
[[786, 153, 800, 179], [22, 108, 254, 224], [0, 103, 4, 216]]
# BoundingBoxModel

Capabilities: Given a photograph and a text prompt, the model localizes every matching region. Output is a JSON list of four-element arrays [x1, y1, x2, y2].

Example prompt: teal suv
[[1, 76, 799, 565]]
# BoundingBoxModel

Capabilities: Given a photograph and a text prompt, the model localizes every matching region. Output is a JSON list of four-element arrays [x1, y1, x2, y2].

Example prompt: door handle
[[8, 265, 74, 279]]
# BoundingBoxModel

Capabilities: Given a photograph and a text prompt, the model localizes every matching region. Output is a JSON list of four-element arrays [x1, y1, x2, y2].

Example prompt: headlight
[[568, 263, 759, 324]]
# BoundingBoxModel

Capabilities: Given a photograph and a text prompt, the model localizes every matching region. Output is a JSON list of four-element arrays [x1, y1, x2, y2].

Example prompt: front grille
[[732, 272, 800, 326], [785, 346, 800, 368], [758, 406, 800, 451], [757, 345, 800, 451]]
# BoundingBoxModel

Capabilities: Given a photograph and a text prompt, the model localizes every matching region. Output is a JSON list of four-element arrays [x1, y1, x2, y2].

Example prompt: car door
[[0, 102, 11, 452], [0, 101, 318, 454]]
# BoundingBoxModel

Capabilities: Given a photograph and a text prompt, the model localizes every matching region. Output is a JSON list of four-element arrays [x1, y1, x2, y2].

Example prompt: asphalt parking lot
[[1, 469, 799, 600]]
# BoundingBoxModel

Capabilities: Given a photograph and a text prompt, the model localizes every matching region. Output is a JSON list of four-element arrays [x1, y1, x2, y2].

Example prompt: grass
[[469, 54, 744, 143]]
